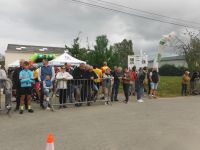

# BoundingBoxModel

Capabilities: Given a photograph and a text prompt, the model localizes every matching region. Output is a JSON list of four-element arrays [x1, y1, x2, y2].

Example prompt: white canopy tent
[[49, 52, 86, 66], [8, 60, 20, 68]]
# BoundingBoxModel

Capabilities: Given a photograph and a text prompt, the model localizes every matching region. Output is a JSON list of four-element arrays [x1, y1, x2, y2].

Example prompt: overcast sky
[[0, 0, 200, 58]]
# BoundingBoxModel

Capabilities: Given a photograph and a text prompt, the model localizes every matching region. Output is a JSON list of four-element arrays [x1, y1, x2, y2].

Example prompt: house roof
[[5, 44, 65, 54], [148, 55, 185, 63]]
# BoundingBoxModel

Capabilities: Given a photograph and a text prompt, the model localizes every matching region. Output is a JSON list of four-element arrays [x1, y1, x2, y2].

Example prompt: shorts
[[150, 82, 158, 90], [20, 87, 32, 95]]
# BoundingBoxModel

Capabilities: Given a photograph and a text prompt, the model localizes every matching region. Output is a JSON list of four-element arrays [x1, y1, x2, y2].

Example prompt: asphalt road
[[0, 96, 200, 150]]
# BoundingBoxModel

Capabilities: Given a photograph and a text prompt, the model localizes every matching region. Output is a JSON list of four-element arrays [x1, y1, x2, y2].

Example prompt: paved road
[[0, 96, 200, 150]]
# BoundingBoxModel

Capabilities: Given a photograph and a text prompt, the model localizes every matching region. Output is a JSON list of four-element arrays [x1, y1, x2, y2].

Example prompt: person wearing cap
[[38, 58, 55, 109], [181, 71, 190, 96]]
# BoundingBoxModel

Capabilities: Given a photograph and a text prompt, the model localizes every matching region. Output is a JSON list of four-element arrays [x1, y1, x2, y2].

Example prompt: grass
[[119, 76, 182, 98], [157, 76, 182, 97]]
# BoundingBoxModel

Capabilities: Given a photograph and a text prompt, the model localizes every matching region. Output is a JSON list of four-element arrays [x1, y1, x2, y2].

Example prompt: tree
[[176, 29, 200, 72], [111, 39, 134, 68], [65, 37, 88, 61], [87, 35, 113, 67]]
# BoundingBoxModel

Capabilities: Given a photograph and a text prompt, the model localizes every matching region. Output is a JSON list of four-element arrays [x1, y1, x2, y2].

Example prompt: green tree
[[65, 37, 88, 61], [87, 35, 114, 67], [176, 29, 200, 71], [111, 39, 134, 68]]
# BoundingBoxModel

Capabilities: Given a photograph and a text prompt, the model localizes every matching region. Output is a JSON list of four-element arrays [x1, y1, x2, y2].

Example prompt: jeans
[[67, 84, 74, 103], [123, 83, 130, 102], [59, 89, 67, 104], [111, 82, 119, 101], [181, 84, 187, 96], [137, 87, 144, 100]]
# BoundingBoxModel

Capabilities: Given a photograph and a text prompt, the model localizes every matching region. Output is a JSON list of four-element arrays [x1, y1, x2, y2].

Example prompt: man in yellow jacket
[[93, 66, 102, 90], [182, 71, 190, 96]]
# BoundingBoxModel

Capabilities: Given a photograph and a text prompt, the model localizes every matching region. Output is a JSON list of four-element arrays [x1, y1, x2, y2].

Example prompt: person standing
[[38, 58, 55, 109], [102, 68, 113, 105], [93, 66, 102, 90], [12, 59, 28, 110], [111, 66, 122, 102], [56, 66, 73, 108], [65, 63, 74, 103], [181, 71, 190, 96], [72, 63, 85, 106], [129, 66, 137, 96], [135, 67, 148, 103], [19, 61, 34, 114], [122, 67, 131, 104], [149, 68, 160, 98]]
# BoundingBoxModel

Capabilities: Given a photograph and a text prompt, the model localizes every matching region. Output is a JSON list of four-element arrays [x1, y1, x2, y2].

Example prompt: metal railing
[[45, 79, 113, 110], [0, 79, 12, 114]]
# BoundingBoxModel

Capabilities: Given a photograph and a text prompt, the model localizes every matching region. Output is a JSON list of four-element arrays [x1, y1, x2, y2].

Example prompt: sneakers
[[19, 110, 24, 114], [28, 109, 34, 113], [137, 99, 144, 103]]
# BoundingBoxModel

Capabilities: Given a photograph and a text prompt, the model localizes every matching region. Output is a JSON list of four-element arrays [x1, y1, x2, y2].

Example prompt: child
[[43, 75, 53, 102], [19, 61, 34, 114], [56, 66, 73, 108], [102, 68, 113, 105]]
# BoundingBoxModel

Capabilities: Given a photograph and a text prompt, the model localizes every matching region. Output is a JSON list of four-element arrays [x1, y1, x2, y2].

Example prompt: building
[[148, 55, 187, 68], [0, 54, 5, 66], [5, 44, 65, 68]]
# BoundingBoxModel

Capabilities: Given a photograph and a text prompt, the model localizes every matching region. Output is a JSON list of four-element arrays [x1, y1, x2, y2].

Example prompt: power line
[[67, 0, 200, 29], [89, 0, 200, 26]]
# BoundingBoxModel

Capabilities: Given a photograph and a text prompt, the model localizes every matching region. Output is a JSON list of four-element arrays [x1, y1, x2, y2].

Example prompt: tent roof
[[49, 52, 86, 66]]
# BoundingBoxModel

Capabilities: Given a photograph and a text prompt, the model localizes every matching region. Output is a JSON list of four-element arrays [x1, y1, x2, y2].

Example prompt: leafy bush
[[159, 64, 188, 76]]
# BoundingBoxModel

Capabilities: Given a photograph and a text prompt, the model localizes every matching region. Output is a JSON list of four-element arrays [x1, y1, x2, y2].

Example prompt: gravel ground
[[0, 95, 200, 150]]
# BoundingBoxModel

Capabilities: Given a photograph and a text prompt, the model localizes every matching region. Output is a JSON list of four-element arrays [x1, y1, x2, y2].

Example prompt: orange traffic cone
[[45, 133, 55, 150]]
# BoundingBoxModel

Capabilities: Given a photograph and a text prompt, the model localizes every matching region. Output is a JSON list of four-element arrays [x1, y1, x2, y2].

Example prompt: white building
[[5, 44, 65, 68], [148, 55, 187, 68]]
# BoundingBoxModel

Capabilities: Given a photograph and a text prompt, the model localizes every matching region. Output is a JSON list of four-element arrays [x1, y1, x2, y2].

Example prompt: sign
[[128, 55, 148, 70]]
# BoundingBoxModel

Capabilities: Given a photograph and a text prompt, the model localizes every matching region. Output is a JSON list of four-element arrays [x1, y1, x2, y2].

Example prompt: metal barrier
[[0, 79, 12, 114], [48, 79, 112, 109]]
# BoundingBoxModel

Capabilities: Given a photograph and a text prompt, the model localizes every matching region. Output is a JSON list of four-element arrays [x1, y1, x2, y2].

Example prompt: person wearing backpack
[[149, 68, 160, 98]]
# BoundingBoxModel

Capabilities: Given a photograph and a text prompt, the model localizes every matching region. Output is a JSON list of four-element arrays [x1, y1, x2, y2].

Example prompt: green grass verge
[[119, 76, 182, 98], [157, 76, 181, 97]]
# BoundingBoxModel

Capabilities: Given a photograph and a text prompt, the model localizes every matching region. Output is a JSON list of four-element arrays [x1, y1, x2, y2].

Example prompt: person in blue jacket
[[19, 61, 34, 114]]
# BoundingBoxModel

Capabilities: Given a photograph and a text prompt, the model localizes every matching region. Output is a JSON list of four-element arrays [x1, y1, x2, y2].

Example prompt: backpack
[[151, 71, 159, 83]]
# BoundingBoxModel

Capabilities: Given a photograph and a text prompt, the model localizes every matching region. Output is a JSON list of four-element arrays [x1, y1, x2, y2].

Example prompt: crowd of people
[[181, 71, 200, 96], [1, 58, 162, 114], [1, 57, 200, 115]]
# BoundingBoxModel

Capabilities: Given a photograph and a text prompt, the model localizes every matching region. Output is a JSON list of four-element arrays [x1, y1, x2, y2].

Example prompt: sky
[[0, 0, 200, 58]]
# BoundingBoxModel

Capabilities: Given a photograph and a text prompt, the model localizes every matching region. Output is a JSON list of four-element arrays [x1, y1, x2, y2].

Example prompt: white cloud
[[0, 0, 200, 58]]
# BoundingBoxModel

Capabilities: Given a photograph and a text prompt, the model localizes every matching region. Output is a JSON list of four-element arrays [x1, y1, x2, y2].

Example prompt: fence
[[43, 79, 113, 110], [0, 79, 12, 114]]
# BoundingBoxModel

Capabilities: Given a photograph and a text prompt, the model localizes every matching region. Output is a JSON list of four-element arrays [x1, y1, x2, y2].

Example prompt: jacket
[[19, 69, 33, 88], [12, 66, 23, 89], [56, 71, 73, 89], [38, 65, 55, 82]]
